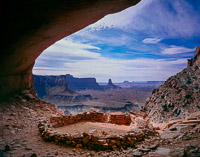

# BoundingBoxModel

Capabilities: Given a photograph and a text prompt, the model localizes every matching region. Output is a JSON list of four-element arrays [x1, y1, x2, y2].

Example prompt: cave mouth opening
[[32, 0, 199, 115], [32, 28, 160, 115]]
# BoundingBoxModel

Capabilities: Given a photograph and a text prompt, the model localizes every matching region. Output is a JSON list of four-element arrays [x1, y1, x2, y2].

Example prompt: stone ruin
[[38, 110, 156, 151]]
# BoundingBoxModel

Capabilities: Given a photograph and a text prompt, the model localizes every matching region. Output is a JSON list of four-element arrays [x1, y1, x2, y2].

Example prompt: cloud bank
[[161, 46, 195, 55], [88, 0, 200, 38], [33, 0, 200, 82], [34, 38, 188, 82], [142, 38, 163, 44]]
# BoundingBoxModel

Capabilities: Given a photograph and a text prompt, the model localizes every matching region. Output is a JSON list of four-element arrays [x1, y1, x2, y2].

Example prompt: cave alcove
[[0, 0, 141, 98]]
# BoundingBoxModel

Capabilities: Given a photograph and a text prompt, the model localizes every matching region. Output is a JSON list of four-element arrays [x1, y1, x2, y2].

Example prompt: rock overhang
[[0, 0, 141, 98]]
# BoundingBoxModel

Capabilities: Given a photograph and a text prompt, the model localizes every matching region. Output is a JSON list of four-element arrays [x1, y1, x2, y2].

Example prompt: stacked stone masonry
[[38, 111, 146, 151], [50, 111, 131, 128]]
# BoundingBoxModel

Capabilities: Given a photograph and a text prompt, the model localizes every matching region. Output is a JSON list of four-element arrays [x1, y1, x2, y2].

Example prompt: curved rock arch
[[0, 0, 141, 98]]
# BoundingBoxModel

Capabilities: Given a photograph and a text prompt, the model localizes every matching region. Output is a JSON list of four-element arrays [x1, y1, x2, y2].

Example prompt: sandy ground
[[54, 122, 131, 136], [0, 95, 200, 157], [0, 97, 91, 157]]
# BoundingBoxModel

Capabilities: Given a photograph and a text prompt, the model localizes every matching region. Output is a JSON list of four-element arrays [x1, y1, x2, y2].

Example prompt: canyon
[[1, 47, 200, 156], [34, 74, 122, 95], [33, 74, 139, 114]]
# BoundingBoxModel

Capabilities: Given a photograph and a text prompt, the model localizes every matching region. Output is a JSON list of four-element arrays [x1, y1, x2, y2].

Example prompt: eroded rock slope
[[144, 46, 200, 122]]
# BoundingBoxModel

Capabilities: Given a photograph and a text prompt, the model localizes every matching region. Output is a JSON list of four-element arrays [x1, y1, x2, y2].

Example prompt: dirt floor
[[0, 93, 200, 157], [54, 122, 131, 136]]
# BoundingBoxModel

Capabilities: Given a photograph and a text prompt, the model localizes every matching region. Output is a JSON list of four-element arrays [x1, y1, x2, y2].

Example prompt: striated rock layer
[[143, 46, 200, 122], [0, 0, 141, 98]]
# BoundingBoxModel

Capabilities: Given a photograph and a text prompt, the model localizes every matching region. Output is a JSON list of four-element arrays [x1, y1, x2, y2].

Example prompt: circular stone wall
[[38, 111, 146, 151]]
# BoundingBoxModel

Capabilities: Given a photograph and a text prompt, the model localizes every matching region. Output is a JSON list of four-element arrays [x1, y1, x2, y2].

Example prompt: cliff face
[[143, 46, 200, 122], [33, 75, 123, 105], [33, 74, 103, 104], [33, 75, 74, 99], [66, 74, 103, 91]]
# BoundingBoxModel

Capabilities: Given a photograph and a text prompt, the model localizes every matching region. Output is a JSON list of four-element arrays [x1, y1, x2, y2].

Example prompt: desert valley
[[33, 74, 163, 115]]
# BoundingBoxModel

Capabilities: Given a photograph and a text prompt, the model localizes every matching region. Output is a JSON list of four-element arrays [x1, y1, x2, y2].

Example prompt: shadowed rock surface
[[66, 74, 103, 91], [0, 0, 141, 98], [33, 75, 74, 98], [33, 75, 96, 104]]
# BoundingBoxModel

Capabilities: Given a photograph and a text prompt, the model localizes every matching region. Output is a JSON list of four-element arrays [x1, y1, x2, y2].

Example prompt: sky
[[33, 0, 200, 82]]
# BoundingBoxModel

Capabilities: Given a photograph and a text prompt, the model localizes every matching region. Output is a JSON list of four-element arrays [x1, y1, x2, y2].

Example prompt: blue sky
[[33, 0, 200, 82]]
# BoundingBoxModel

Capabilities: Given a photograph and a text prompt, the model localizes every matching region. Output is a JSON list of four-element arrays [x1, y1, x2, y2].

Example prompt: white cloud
[[34, 56, 187, 82], [38, 38, 101, 60], [88, 0, 153, 31], [142, 38, 163, 44], [33, 0, 199, 82], [34, 39, 188, 82], [85, 0, 200, 38], [72, 31, 136, 47], [161, 45, 195, 55]]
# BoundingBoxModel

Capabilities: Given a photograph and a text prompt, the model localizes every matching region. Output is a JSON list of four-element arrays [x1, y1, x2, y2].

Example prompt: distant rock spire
[[108, 79, 113, 86], [103, 78, 121, 90]]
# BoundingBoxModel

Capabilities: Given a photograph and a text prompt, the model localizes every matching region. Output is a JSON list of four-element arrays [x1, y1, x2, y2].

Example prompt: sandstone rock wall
[[0, 0, 141, 98]]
